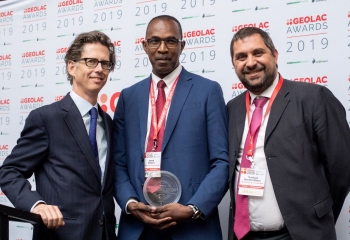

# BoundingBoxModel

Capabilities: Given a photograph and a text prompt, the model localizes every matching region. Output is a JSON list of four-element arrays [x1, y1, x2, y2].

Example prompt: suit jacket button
[[99, 219, 104, 225]]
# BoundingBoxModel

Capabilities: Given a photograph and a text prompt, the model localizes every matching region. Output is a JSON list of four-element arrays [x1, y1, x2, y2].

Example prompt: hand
[[151, 203, 193, 222], [32, 203, 65, 228], [128, 202, 176, 230]]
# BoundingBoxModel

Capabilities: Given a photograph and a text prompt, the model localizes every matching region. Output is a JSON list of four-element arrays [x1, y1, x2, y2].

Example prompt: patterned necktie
[[234, 97, 269, 240], [89, 107, 102, 178], [146, 80, 166, 152]]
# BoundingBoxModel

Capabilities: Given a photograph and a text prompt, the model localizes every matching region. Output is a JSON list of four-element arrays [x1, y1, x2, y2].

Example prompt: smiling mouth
[[243, 68, 264, 75], [90, 77, 104, 81]]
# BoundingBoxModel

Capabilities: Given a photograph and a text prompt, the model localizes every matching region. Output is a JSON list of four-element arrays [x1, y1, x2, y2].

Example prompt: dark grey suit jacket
[[0, 94, 117, 240], [227, 79, 350, 240]]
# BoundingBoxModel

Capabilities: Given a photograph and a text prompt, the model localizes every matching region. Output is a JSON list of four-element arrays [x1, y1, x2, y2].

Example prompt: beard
[[238, 65, 276, 95]]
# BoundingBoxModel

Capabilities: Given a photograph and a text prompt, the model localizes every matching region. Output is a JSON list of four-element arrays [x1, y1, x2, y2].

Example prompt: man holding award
[[113, 15, 229, 240]]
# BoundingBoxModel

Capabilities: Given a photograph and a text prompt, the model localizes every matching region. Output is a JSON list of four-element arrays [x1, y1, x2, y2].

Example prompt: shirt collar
[[70, 90, 98, 117], [249, 73, 279, 104], [151, 64, 182, 88]]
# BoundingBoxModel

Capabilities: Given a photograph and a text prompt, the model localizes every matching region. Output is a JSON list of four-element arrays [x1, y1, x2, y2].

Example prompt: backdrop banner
[[0, 0, 349, 239]]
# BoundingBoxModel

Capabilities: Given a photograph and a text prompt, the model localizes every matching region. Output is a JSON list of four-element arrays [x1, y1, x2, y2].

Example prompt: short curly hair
[[64, 30, 116, 84]]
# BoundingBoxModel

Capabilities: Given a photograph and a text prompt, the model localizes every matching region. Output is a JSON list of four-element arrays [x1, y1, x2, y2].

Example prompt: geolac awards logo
[[23, 5, 47, 19], [0, 144, 9, 158], [232, 21, 269, 33], [0, 54, 11, 67], [0, 10, 13, 23], [99, 92, 120, 113], [20, 97, 44, 110], [292, 76, 327, 85], [286, 14, 327, 34], [0, 99, 10, 112]]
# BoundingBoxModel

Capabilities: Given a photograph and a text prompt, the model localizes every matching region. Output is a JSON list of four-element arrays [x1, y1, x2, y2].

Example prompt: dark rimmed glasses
[[145, 37, 183, 48], [74, 58, 114, 70]]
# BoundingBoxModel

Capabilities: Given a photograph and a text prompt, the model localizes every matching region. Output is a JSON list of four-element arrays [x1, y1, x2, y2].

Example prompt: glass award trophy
[[143, 170, 182, 206]]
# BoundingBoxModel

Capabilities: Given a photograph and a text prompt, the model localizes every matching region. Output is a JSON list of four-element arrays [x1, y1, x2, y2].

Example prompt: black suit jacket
[[227, 79, 350, 240], [0, 94, 117, 240]]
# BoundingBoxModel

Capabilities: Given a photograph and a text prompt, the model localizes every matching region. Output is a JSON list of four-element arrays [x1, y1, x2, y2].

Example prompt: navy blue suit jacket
[[113, 67, 229, 240], [0, 94, 117, 240]]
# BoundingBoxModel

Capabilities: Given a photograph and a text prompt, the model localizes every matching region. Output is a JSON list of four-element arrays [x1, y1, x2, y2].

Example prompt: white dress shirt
[[70, 90, 107, 184], [234, 74, 285, 231]]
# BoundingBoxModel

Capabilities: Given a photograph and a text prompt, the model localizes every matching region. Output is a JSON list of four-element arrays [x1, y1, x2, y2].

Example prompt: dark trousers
[[138, 226, 172, 240], [241, 228, 292, 240]]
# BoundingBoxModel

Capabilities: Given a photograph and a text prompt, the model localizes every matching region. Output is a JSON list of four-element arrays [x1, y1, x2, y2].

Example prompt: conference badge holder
[[238, 168, 267, 197]]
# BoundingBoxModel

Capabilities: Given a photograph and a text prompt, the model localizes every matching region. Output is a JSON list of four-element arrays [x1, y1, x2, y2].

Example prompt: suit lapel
[[138, 77, 151, 154], [61, 94, 101, 181], [236, 94, 246, 145], [162, 68, 192, 151], [265, 80, 290, 142]]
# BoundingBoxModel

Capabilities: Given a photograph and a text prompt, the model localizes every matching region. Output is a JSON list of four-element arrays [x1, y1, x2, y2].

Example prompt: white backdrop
[[0, 0, 350, 239]]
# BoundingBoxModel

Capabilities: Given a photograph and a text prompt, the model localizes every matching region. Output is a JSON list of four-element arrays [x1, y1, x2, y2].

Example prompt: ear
[[142, 40, 148, 54], [231, 56, 235, 69], [67, 61, 76, 79], [180, 40, 186, 52], [273, 49, 279, 64]]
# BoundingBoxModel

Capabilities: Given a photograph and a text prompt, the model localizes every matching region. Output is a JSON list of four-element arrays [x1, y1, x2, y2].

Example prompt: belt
[[249, 227, 289, 239]]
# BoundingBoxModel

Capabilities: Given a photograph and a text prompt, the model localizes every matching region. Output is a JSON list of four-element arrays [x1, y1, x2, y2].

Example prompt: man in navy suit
[[113, 15, 229, 240], [0, 31, 117, 240], [227, 27, 350, 240]]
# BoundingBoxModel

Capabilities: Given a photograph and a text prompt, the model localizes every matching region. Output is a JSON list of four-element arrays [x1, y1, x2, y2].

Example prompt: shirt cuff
[[30, 200, 46, 212], [125, 198, 138, 214]]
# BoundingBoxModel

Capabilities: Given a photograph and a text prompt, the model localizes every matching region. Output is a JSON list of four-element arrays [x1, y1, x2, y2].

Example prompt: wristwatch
[[188, 204, 202, 219]]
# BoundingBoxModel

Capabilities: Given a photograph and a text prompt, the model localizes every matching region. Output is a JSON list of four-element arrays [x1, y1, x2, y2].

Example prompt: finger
[[45, 206, 57, 228], [37, 211, 49, 227], [136, 202, 156, 213], [149, 212, 161, 218], [53, 206, 65, 227], [40, 207, 53, 228], [153, 221, 177, 230]]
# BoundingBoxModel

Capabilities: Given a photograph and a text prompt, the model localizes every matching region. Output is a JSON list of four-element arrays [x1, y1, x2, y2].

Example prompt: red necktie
[[234, 97, 269, 240], [146, 80, 166, 152]]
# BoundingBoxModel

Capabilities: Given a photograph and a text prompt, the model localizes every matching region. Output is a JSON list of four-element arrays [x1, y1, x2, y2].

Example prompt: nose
[[94, 62, 104, 71], [246, 55, 256, 68], [157, 40, 168, 52]]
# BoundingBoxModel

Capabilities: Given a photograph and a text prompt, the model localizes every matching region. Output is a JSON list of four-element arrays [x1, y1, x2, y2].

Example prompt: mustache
[[242, 66, 265, 74]]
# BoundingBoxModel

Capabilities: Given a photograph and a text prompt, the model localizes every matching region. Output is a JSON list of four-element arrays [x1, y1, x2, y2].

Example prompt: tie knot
[[157, 80, 166, 89], [253, 97, 269, 108], [90, 107, 98, 119]]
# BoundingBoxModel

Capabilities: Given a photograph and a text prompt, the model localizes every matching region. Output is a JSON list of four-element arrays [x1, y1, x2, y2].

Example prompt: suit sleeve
[[313, 86, 350, 221], [0, 110, 48, 211], [187, 81, 229, 216], [113, 90, 139, 211]]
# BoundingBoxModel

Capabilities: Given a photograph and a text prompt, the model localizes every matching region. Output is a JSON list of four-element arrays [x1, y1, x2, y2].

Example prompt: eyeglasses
[[145, 37, 183, 48], [74, 58, 114, 70]]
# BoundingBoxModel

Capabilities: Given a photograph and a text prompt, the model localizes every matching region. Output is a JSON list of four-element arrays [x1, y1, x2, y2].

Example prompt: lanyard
[[149, 75, 180, 150], [245, 74, 284, 157]]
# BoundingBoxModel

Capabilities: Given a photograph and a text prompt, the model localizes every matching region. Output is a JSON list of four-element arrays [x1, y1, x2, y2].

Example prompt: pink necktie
[[234, 97, 269, 240], [146, 80, 166, 152]]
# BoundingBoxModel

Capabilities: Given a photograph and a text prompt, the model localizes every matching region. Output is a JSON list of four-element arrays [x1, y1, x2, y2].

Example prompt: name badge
[[238, 168, 266, 197], [144, 152, 161, 178]]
